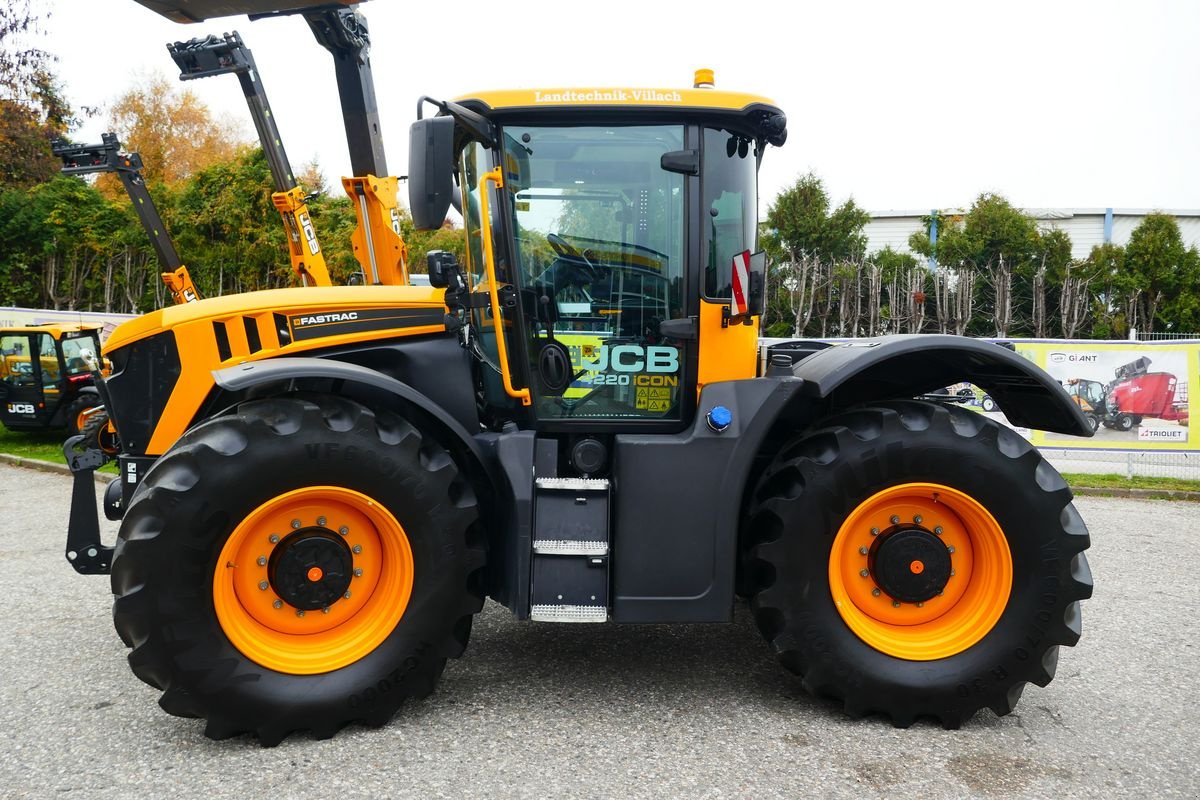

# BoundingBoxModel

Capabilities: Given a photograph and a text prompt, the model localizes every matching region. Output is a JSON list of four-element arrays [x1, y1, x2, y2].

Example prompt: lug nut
[[296, 609, 305, 618], [352, 544, 362, 554], [947, 545, 956, 554], [890, 515, 900, 525], [291, 519, 302, 529], [339, 526, 349, 536], [859, 568, 870, 578], [317, 516, 327, 527], [871, 588, 881, 597], [354, 568, 363, 578], [256, 556, 267, 567], [950, 569, 956, 577], [273, 599, 283, 609], [916, 602, 924, 608], [258, 581, 269, 591], [344, 591, 352, 599], [858, 546, 869, 555], [934, 526, 944, 536], [870, 527, 880, 536], [269, 534, 280, 544], [322, 606, 331, 614], [892, 600, 901, 608], [913, 515, 923, 524]]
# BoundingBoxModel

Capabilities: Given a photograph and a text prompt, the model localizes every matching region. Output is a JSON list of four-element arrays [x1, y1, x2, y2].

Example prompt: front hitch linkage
[[63, 435, 114, 575]]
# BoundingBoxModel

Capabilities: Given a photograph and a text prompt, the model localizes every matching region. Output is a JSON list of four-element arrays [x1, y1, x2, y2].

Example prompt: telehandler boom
[[53, 133, 200, 305]]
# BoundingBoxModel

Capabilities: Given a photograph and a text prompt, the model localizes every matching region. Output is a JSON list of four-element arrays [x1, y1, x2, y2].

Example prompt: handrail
[[478, 168, 531, 406]]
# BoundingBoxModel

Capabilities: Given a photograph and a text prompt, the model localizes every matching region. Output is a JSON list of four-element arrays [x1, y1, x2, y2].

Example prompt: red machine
[[1107, 359, 1188, 425]]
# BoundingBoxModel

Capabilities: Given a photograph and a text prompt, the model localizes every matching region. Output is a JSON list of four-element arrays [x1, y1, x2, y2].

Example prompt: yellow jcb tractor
[[1, 323, 105, 435], [64, 1, 1093, 745]]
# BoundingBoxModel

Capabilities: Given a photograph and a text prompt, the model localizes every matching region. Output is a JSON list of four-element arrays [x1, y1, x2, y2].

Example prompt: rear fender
[[788, 335, 1092, 436]]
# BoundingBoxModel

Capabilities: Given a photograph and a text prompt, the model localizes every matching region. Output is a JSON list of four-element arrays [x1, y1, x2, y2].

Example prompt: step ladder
[[530, 477, 609, 622]]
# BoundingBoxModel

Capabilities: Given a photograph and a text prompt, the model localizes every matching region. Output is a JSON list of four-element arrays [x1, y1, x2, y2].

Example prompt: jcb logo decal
[[300, 212, 320, 255], [6, 403, 35, 415], [582, 345, 679, 374]]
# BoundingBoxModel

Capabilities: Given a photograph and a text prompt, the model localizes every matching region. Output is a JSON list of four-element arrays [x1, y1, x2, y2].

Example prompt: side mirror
[[426, 250, 458, 289], [409, 116, 456, 231], [748, 250, 767, 317]]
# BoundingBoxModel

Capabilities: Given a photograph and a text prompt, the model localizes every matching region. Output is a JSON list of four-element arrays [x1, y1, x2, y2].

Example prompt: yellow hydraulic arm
[[169, 32, 333, 288], [343, 175, 409, 285]]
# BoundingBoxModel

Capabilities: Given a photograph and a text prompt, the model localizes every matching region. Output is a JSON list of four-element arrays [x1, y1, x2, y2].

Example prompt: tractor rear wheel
[[742, 401, 1092, 728], [110, 395, 486, 745]]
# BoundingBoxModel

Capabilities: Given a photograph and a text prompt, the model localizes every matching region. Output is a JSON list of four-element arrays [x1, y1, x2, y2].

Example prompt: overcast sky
[[38, 0, 1200, 213]]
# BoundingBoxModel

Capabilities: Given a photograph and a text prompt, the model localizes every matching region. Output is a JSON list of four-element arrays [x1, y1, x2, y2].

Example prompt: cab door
[[0, 333, 47, 427], [696, 127, 763, 388]]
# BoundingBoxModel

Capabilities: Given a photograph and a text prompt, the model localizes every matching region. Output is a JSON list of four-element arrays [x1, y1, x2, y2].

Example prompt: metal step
[[530, 604, 607, 623], [532, 539, 608, 556], [534, 477, 610, 491]]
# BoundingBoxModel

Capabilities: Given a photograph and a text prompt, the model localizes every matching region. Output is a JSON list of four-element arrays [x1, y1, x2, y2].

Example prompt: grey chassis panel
[[787, 334, 1092, 437], [612, 377, 806, 622]]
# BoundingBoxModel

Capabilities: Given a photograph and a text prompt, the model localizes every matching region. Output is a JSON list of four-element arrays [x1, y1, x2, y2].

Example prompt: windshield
[[502, 124, 687, 421]]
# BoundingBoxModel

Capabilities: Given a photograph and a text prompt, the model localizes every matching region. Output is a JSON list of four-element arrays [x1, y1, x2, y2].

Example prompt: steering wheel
[[546, 232, 578, 258], [546, 232, 599, 283]]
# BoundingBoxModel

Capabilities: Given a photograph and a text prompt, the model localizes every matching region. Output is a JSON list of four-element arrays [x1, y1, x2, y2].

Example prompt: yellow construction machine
[[64, 0, 1093, 746]]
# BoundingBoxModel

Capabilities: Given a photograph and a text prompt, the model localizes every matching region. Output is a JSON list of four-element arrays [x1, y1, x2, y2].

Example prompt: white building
[[864, 209, 1200, 264]]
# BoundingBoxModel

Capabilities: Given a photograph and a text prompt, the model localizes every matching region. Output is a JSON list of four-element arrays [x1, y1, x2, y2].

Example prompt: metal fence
[[1039, 448, 1200, 480]]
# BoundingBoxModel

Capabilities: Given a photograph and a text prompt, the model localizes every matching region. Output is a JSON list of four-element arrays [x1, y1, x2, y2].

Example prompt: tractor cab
[[0, 325, 104, 433], [409, 78, 786, 433]]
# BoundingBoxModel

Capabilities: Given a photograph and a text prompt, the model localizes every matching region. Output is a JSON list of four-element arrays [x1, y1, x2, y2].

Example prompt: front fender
[[788, 335, 1091, 436], [211, 356, 500, 496]]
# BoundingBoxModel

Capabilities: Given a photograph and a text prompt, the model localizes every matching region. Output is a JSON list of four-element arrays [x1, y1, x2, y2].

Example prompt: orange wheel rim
[[213, 486, 414, 674], [828, 482, 1012, 661]]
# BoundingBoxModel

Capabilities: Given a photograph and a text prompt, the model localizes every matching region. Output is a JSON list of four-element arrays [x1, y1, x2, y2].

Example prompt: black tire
[[981, 395, 996, 413], [110, 394, 486, 745], [1116, 413, 1134, 431], [1084, 412, 1100, 434], [742, 401, 1092, 728], [65, 393, 101, 435], [79, 407, 119, 454]]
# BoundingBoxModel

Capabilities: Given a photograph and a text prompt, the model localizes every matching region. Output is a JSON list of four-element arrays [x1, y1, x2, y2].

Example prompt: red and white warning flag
[[731, 249, 751, 316]]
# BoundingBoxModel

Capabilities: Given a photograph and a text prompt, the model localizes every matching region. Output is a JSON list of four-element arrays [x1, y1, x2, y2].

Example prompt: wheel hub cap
[[870, 527, 951, 603], [269, 529, 353, 610]]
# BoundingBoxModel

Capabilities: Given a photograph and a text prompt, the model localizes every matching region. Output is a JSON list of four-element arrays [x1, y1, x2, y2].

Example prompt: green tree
[[0, 1, 76, 188], [1084, 242, 1126, 338], [909, 194, 1044, 336], [764, 173, 869, 336], [1123, 212, 1198, 334], [766, 172, 869, 261]]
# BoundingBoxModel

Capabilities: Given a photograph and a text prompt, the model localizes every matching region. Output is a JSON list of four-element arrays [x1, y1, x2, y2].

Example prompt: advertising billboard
[[1001, 341, 1195, 452]]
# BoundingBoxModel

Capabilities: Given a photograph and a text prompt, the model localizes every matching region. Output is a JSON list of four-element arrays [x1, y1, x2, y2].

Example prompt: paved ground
[[0, 463, 1197, 799]]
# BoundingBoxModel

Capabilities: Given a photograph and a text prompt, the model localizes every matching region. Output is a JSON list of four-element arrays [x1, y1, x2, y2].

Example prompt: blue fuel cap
[[706, 405, 733, 433]]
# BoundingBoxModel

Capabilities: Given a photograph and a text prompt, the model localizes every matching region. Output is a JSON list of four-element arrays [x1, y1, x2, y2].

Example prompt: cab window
[[503, 124, 687, 422]]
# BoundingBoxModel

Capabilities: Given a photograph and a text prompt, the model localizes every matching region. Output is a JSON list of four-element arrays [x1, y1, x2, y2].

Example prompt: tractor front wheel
[[742, 401, 1092, 728], [65, 394, 102, 436], [110, 395, 486, 744]]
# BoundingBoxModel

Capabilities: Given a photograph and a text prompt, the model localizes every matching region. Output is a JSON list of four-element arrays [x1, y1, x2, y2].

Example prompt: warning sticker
[[635, 387, 673, 411]]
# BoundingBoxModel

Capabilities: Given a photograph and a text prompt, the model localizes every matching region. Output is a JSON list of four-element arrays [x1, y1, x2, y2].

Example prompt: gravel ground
[[0, 463, 1197, 799]]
